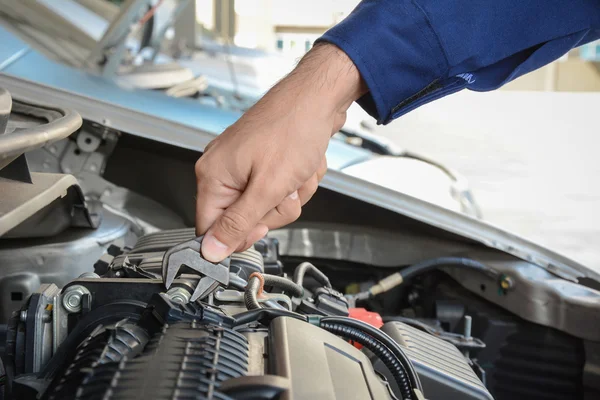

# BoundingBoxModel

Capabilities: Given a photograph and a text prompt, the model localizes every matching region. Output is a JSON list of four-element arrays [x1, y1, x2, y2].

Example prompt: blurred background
[[186, 0, 600, 267], [190, 0, 600, 267], [4, 0, 600, 268]]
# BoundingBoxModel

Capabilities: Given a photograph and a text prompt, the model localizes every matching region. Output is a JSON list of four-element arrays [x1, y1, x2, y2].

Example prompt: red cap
[[348, 308, 383, 349]]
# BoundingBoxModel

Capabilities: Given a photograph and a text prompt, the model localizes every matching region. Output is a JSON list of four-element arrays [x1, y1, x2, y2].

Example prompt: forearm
[[293, 43, 368, 114], [262, 43, 367, 125]]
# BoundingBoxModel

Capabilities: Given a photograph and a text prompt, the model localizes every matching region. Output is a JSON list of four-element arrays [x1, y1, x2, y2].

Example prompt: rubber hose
[[244, 276, 262, 310], [400, 257, 497, 281], [293, 262, 332, 288], [233, 308, 307, 327], [321, 316, 423, 392], [367, 257, 499, 298], [320, 322, 413, 400], [228, 273, 248, 291], [263, 274, 304, 298]]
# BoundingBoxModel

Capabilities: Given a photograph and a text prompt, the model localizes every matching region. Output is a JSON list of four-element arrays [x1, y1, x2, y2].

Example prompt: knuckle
[[308, 176, 319, 193], [290, 204, 302, 221], [219, 209, 251, 238], [280, 202, 301, 223], [194, 157, 207, 178]]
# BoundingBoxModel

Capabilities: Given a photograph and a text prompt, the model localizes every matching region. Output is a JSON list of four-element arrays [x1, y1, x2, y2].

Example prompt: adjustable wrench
[[161, 235, 230, 302]]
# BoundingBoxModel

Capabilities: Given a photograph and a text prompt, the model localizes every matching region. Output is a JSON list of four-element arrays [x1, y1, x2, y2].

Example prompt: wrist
[[292, 43, 367, 115]]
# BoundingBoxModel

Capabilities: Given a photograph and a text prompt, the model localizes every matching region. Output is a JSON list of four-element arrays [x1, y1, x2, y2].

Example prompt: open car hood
[[0, 72, 597, 286]]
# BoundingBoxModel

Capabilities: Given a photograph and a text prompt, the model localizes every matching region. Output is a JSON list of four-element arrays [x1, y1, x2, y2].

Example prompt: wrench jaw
[[190, 278, 220, 302], [161, 236, 231, 302], [162, 239, 202, 288]]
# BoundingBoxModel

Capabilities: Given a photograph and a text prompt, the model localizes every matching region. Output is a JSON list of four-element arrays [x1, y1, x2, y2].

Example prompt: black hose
[[362, 257, 499, 298], [233, 308, 307, 327], [400, 257, 497, 281], [320, 316, 423, 393], [244, 276, 262, 310], [263, 274, 304, 298], [293, 262, 332, 288], [320, 322, 413, 400], [228, 273, 248, 291]]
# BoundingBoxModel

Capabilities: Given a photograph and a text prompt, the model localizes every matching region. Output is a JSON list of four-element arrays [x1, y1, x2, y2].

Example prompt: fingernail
[[201, 233, 230, 262], [288, 191, 299, 200]]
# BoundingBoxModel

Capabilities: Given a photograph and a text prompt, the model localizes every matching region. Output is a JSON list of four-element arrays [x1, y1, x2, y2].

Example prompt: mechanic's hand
[[195, 43, 366, 262]]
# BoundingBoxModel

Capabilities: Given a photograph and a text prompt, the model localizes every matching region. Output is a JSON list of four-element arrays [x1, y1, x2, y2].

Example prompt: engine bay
[[6, 229, 494, 400], [1, 85, 599, 400]]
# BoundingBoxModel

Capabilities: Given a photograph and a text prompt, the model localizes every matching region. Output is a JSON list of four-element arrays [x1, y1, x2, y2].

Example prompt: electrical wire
[[244, 273, 304, 310], [293, 262, 332, 288], [244, 275, 262, 310], [320, 316, 423, 393], [320, 322, 414, 400], [232, 298, 424, 397], [263, 274, 304, 298]]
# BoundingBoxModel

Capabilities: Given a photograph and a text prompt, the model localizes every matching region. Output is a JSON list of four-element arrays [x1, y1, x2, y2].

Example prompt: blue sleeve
[[317, 0, 600, 124]]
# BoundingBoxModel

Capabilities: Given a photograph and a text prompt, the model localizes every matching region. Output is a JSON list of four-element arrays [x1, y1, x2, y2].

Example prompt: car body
[[0, 78, 599, 400], [0, 0, 481, 217]]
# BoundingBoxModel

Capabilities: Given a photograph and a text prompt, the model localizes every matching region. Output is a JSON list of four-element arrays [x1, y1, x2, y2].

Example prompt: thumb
[[201, 182, 280, 262]]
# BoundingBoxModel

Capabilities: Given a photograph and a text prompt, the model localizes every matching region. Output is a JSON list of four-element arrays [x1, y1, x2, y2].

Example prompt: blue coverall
[[318, 0, 600, 124]]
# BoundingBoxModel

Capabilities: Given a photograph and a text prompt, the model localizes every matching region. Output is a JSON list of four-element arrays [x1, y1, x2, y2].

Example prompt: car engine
[[4, 229, 492, 400], [2, 86, 598, 400]]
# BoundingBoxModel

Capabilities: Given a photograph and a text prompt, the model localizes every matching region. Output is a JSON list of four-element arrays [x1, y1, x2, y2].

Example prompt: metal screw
[[20, 310, 28, 322], [500, 275, 514, 290], [62, 285, 91, 313], [166, 287, 191, 305]]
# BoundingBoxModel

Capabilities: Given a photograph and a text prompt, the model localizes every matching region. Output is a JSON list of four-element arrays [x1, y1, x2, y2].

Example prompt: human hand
[[195, 43, 366, 262]]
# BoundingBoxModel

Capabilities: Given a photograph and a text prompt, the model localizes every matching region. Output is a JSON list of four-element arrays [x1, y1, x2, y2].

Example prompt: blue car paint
[[0, 25, 372, 170]]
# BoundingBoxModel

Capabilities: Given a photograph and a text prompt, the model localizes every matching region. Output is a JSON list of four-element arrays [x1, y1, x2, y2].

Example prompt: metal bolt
[[20, 310, 28, 322], [463, 315, 472, 340], [463, 315, 472, 358], [62, 285, 91, 313], [166, 287, 191, 305], [500, 275, 514, 290]]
